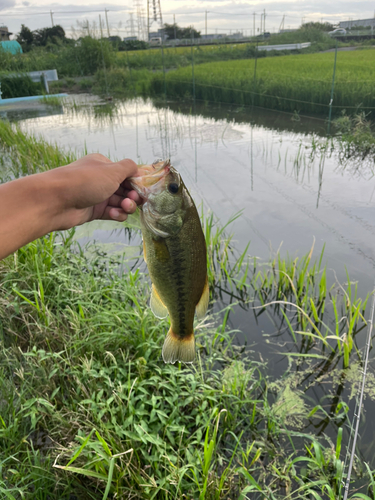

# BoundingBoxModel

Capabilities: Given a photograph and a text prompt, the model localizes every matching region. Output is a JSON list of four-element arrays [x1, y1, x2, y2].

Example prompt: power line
[[0, 9, 130, 16]]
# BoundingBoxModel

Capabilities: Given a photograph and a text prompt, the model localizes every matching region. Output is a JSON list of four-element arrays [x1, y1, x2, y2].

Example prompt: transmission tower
[[147, 0, 164, 41], [279, 15, 285, 32], [134, 0, 147, 40], [129, 13, 136, 37]]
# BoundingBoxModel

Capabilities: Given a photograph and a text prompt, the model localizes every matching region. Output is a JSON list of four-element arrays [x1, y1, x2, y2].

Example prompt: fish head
[[129, 159, 193, 238]]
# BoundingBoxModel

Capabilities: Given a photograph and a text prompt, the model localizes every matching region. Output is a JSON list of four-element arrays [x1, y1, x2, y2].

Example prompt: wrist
[[20, 169, 70, 235], [36, 168, 76, 231]]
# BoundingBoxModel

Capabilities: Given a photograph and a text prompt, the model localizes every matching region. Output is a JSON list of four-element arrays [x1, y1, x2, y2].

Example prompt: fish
[[129, 159, 209, 364]]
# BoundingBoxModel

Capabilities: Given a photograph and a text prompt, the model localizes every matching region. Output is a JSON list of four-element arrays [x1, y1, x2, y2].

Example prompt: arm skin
[[0, 153, 145, 261]]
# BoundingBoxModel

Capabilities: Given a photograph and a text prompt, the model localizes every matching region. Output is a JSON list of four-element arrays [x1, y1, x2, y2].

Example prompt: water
[[5, 94, 375, 467], [7, 95, 375, 292]]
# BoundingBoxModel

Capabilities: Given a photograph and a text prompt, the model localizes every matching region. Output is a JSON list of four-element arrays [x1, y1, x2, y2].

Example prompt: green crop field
[[118, 42, 253, 70], [151, 48, 375, 116]]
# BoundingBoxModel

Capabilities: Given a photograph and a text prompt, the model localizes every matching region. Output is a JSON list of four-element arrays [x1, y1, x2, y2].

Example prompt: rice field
[[151, 48, 375, 116], [118, 42, 254, 70]]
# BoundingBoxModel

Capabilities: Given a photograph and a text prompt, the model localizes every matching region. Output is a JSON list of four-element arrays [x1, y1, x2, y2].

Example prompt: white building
[[339, 18, 375, 29]]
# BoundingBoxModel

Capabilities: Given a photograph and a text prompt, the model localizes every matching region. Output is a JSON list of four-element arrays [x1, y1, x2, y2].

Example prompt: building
[[339, 18, 375, 29], [201, 34, 225, 40], [148, 29, 168, 42], [0, 26, 12, 41], [227, 32, 243, 40], [123, 36, 138, 41]]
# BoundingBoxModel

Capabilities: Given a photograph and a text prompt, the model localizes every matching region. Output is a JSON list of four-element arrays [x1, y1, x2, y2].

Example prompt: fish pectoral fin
[[150, 285, 169, 319], [143, 238, 147, 263], [196, 276, 209, 321], [162, 329, 195, 364]]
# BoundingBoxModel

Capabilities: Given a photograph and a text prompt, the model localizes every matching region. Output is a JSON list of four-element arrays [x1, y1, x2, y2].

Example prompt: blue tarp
[[0, 41, 23, 55]]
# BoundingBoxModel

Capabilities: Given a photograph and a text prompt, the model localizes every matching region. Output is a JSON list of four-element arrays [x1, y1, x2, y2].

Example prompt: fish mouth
[[129, 159, 171, 200]]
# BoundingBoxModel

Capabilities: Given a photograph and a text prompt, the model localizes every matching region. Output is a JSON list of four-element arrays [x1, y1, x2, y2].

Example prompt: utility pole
[[50, 10, 54, 27], [147, 0, 149, 41], [205, 10, 208, 37], [105, 8, 110, 37], [174, 14, 176, 39], [253, 12, 255, 36], [263, 9, 266, 34], [99, 14, 104, 38]]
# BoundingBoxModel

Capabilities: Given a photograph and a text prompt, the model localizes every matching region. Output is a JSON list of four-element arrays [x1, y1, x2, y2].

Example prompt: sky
[[1, 0, 375, 39]]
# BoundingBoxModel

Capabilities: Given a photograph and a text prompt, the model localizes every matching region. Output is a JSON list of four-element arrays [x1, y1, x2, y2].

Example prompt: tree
[[301, 22, 334, 32], [33, 25, 66, 46], [16, 24, 34, 52], [163, 23, 200, 40]]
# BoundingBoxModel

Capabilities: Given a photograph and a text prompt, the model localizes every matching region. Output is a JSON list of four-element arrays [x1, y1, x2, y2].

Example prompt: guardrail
[[0, 69, 59, 93], [257, 42, 311, 51]]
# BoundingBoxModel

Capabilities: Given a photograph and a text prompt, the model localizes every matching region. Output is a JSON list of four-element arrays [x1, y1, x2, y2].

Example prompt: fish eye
[[168, 183, 179, 194]]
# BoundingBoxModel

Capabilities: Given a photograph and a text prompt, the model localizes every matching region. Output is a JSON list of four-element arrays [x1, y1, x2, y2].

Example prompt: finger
[[110, 159, 138, 183], [114, 187, 141, 204], [127, 190, 142, 204], [107, 194, 125, 208], [101, 206, 129, 222], [120, 198, 137, 214]]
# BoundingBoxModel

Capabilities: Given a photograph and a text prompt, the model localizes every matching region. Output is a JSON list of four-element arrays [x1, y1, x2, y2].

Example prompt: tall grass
[[151, 49, 375, 117], [0, 37, 115, 77]]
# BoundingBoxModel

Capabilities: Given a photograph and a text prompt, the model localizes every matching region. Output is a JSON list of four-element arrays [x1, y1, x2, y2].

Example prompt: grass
[[150, 49, 375, 117], [1, 119, 375, 498], [0, 73, 44, 99]]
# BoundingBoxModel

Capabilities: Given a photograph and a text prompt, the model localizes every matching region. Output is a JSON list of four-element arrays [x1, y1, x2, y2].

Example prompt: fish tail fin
[[162, 329, 195, 364]]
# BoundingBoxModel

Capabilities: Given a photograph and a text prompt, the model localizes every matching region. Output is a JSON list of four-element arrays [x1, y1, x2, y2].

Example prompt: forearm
[[0, 171, 62, 260]]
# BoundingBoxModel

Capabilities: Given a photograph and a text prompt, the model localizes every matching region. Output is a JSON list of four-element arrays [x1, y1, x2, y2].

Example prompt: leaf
[[53, 464, 107, 480]]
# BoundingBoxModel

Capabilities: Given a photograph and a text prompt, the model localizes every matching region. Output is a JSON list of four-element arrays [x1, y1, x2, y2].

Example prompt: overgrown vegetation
[[0, 74, 43, 98], [1, 119, 375, 499], [332, 111, 375, 159]]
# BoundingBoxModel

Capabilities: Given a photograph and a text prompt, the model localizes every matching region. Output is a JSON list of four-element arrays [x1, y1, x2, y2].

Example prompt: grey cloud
[[168, 0, 375, 30], [0, 0, 16, 10]]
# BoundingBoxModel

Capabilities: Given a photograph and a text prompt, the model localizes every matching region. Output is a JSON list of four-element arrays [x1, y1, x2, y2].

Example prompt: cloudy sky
[[1, 0, 374, 38]]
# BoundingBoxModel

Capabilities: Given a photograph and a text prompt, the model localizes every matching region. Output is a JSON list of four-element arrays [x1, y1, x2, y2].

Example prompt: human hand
[[48, 153, 143, 230]]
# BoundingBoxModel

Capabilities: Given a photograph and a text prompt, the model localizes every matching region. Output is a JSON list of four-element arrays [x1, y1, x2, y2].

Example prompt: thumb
[[110, 158, 138, 183]]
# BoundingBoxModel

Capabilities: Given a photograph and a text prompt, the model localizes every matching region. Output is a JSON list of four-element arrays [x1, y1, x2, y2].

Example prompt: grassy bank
[[150, 49, 375, 117], [1, 120, 375, 499]]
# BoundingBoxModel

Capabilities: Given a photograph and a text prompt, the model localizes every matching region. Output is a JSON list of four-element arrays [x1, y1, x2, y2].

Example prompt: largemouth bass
[[130, 159, 209, 364]]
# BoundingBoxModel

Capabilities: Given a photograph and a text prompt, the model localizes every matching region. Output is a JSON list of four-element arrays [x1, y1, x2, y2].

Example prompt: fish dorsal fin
[[196, 276, 209, 321], [150, 285, 168, 319]]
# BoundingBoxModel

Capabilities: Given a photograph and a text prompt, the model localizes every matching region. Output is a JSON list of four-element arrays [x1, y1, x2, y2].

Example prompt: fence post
[[161, 35, 167, 98], [191, 34, 196, 101], [327, 40, 338, 134], [252, 40, 258, 106]]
